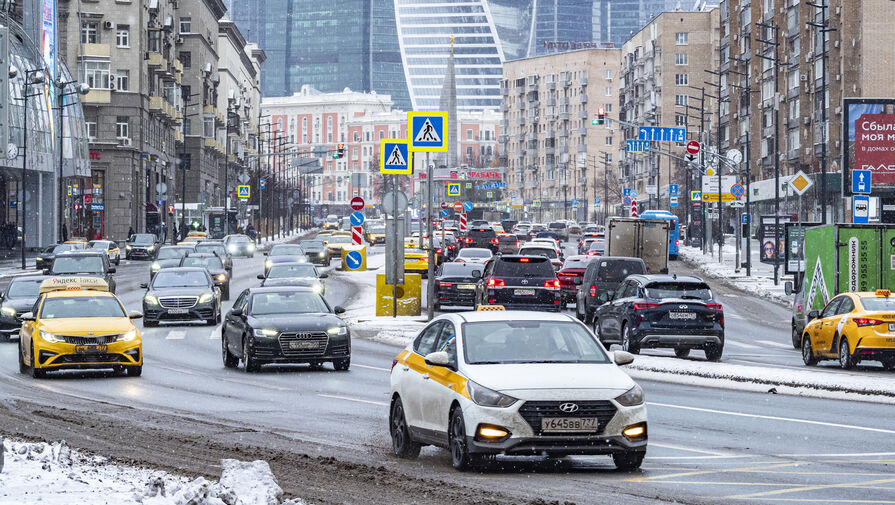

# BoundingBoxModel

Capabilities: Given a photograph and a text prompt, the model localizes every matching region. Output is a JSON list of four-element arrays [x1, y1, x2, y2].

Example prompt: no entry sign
[[350, 196, 365, 211], [686, 141, 701, 155]]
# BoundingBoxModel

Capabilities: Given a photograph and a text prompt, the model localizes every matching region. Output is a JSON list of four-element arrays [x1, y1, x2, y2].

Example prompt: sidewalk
[[678, 236, 789, 306]]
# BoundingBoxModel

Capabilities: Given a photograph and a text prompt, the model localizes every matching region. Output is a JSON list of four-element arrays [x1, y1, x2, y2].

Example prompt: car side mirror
[[808, 310, 820, 320], [140, 283, 149, 289], [471, 269, 482, 278], [108, 267, 116, 274], [424, 351, 451, 368], [784, 281, 793, 296], [230, 308, 243, 317], [613, 351, 635, 366], [333, 306, 346, 314], [319, 273, 329, 279], [263, 252, 269, 256], [42, 269, 50, 275], [257, 274, 265, 280], [573, 277, 582, 285], [128, 310, 143, 319], [21, 312, 35, 321]]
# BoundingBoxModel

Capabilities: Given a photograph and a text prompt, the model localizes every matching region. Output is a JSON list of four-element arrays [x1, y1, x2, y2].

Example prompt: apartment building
[[619, 10, 720, 215], [502, 49, 622, 222]]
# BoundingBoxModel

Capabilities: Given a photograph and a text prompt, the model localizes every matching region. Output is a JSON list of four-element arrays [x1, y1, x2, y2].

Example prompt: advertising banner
[[843, 98, 895, 195]]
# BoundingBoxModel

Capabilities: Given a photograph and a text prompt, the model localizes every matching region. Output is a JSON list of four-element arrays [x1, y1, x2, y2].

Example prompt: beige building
[[501, 49, 622, 223], [619, 10, 720, 217]]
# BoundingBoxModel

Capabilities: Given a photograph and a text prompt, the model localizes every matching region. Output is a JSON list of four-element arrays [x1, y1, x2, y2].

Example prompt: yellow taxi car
[[18, 277, 143, 378], [64, 239, 89, 247], [87, 239, 121, 265], [365, 225, 386, 245], [178, 237, 204, 245], [801, 289, 895, 370], [403, 238, 430, 277], [186, 231, 208, 239]]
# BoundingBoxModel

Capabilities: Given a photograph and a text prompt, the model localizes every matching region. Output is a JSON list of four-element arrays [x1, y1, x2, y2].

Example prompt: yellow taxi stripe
[[402, 352, 470, 400]]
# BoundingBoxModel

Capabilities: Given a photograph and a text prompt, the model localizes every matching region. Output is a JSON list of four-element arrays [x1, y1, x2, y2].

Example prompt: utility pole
[[756, 21, 781, 285], [808, 1, 835, 224], [689, 86, 708, 254]]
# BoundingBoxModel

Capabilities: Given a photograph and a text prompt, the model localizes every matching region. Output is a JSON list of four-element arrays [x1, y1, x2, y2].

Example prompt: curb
[[678, 250, 789, 307]]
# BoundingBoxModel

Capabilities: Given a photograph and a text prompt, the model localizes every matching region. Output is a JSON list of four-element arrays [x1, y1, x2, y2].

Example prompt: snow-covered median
[[0, 438, 306, 505], [679, 242, 789, 306]]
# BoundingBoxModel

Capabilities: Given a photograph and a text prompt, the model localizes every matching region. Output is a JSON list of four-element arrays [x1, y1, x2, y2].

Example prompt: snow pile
[[679, 239, 789, 305], [0, 438, 307, 505]]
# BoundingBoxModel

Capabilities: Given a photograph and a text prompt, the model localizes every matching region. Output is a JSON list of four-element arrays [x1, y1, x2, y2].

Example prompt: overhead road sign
[[408, 111, 448, 152], [626, 140, 650, 153], [638, 126, 686, 143], [448, 183, 461, 197], [380, 139, 412, 175], [788, 170, 814, 196], [852, 169, 871, 194], [237, 185, 250, 198]]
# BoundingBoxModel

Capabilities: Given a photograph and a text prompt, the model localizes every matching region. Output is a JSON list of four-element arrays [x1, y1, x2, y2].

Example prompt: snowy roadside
[[0, 437, 306, 505], [678, 241, 790, 306]]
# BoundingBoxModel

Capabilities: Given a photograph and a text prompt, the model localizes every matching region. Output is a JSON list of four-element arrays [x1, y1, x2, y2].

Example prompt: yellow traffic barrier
[[340, 245, 367, 271], [376, 274, 421, 316], [476, 305, 505, 311]]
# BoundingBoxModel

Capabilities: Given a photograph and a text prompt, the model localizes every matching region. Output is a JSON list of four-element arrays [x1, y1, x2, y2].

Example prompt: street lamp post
[[808, 2, 836, 225], [54, 79, 90, 243], [20, 68, 45, 269], [756, 21, 782, 285]]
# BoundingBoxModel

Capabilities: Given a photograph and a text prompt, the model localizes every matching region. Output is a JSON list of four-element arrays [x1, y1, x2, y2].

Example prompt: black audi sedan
[[593, 274, 724, 361], [180, 253, 231, 299], [0, 275, 49, 341], [141, 267, 221, 326], [221, 286, 349, 372], [433, 262, 482, 310]]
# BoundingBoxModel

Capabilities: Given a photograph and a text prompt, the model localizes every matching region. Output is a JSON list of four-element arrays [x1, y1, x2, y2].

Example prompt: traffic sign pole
[[426, 152, 435, 321]]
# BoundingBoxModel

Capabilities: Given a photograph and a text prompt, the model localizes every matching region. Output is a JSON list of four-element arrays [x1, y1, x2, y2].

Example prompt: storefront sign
[[91, 203, 104, 211]]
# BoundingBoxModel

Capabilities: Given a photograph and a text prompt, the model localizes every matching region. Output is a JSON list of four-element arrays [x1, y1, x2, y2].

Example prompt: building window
[[116, 69, 129, 91], [675, 114, 687, 127], [116, 117, 129, 139], [604, 103, 612, 113], [84, 60, 111, 90], [675, 73, 689, 86], [148, 30, 161, 53], [466, 129, 473, 140], [605, 69, 613, 80], [179, 17, 191, 33], [81, 21, 98, 44], [179, 51, 191, 68], [115, 25, 129, 47], [675, 94, 688, 106], [605, 136, 613, 145], [675, 53, 688, 65], [85, 120, 97, 139], [675, 32, 689, 45], [204, 116, 215, 138], [604, 87, 612, 96]]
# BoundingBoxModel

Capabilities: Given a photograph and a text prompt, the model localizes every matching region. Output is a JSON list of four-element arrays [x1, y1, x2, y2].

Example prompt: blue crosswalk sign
[[408, 111, 448, 152], [448, 183, 460, 196], [345, 250, 363, 270], [380, 139, 412, 175], [349, 211, 365, 227], [237, 185, 251, 198]]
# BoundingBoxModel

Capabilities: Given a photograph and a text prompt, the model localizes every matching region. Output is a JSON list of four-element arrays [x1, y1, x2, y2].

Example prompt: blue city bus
[[640, 210, 679, 259]]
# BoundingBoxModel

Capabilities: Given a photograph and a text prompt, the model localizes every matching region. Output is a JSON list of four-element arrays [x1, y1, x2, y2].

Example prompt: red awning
[[145, 202, 159, 212]]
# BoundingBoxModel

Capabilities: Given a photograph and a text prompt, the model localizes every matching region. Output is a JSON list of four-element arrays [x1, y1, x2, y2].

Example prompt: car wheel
[[704, 342, 723, 362], [243, 337, 260, 373], [115, 257, 120, 265], [222, 336, 239, 368], [390, 397, 421, 459], [449, 407, 478, 471], [674, 347, 691, 358], [216, 310, 222, 325], [839, 338, 857, 370], [333, 357, 350, 371], [613, 451, 645, 471], [621, 323, 640, 354], [801, 333, 818, 366], [127, 366, 142, 377], [791, 324, 801, 349], [18, 337, 27, 374]]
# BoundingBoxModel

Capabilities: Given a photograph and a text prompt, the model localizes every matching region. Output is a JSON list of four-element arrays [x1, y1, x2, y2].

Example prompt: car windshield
[[439, 263, 479, 277], [131, 234, 155, 245], [597, 260, 644, 282], [52, 244, 80, 253], [41, 297, 125, 319], [267, 264, 318, 278], [270, 245, 305, 256], [88, 241, 109, 250], [328, 236, 352, 244], [6, 279, 43, 298], [157, 247, 189, 260], [195, 244, 226, 256], [493, 257, 554, 277], [860, 297, 895, 310], [459, 249, 491, 259], [52, 256, 105, 274], [371, 227, 386, 234], [182, 256, 224, 270], [229, 235, 251, 243], [463, 321, 609, 364], [548, 222, 565, 230], [152, 270, 210, 288], [588, 241, 606, 250], [563, 258, 591, 269], [644, 282, 713, 300], [300, 240, 325, 250], [250, 291, 329, 315], [521, 247, 557, 259]]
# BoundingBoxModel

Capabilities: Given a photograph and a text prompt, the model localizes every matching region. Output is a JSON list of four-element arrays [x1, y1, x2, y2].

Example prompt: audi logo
[[559, 402, 579, 413]]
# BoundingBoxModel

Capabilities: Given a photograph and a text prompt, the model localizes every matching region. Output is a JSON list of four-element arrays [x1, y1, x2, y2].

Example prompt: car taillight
[[490, 238, 499, 244], [391, 358, 399, 371], [544, 279, 560, 289], [587, 251, 596, 256], [519, 258, 530, 262], [438, 282, 453, 287], [515, 241, 520, 247], [632, 302, 660, 310], [436, 248, 443, 254], [464, 237, 473, 243], [854, 318, 884, 327], [706, 304, 723, 311], [487, 278, 505, 287], [589, 285, 597, 297]]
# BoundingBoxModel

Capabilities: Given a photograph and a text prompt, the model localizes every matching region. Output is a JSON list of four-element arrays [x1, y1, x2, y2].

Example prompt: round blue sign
[[345, 250, 363, 270], [463, 201, 473, 212], [440, 209, 450, 217], [349, 211, 365, 226]]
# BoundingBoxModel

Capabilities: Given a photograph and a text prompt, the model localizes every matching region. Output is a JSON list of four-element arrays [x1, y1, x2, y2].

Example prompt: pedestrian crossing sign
[[237, 185, 251, 198], [448, 183, 461, 196], [408, 111, 448, 153], [380, 139, 412, 175]]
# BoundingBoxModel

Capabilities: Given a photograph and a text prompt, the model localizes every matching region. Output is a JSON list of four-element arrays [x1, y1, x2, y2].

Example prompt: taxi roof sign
[[39, 276, 110, 294], [876, 289, 891, 298], [476, 305, 505, 311]]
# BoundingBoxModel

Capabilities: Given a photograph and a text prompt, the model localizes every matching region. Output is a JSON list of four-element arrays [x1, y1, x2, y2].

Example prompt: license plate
[[290, 341, 320, 350], [669, 312, 697, 320], [514, 289, 535, 296], [889, 324, 895, 332], [75, 345, 108, 353], [540, 417, 599, 433], [167, 308, 188, 315], [459, 284, 476, 290]]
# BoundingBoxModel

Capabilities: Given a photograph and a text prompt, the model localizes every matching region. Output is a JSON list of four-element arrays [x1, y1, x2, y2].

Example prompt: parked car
[[575, 257, 648, 324], [475, 255, 560, 311], [45, 251, 117, 293], [125, 233, 159, 260], [180, 253, 230, 300], [593, 274, 724, 361], [433, 262, 482, 310], [557, 255, 593, 306]]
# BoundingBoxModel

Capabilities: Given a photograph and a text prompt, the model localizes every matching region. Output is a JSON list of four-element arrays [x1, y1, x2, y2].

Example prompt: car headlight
[[1, 305, 16, 318], [248, 244, 256, 251], [39, 330, 63, 343], [126, 246, 132, 251], [318, 252, 325, 257], [253, 328, 279, 338], [216, 274, 227, 282], [151, 262, 161, 271], [312, 283, 323, 294], [466, 380, 517, 408], [265, 260, 272, 269], [198, 293, 213, 304], [615, 384, 645, 407], [144, 294, 159, 306], [118, 329, 138, 342], [327, 326, 348, 336], [147, 245, 156, 252], [228, 245, 237, 252]]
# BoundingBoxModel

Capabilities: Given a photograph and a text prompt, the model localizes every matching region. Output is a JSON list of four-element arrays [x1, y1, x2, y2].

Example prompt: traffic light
[[593, 107, 606, 126], [167, 205, 174, 216], [333, 143, 345, 159]]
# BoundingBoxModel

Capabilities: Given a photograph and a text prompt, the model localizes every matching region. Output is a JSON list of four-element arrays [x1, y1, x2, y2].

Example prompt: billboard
[[843, 98, 895, 196]]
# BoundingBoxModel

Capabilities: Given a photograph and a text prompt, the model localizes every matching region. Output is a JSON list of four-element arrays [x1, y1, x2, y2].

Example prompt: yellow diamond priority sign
[[788, 170, 813, 196]]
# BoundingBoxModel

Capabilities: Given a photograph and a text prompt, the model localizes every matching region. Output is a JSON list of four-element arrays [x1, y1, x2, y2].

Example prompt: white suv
[[388, 311, 647, 470]]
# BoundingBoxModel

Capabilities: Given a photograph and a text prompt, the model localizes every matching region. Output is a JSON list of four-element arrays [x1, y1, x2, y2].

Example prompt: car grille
[[278, 332, 329, 357], [56, 353, 125, 364], [159, 296, 198, 308], [62, 334, 119, 345], [518, 401, 617, 435]]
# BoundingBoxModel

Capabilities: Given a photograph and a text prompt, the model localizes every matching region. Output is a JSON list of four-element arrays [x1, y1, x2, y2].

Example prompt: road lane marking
[[630, 461, 800, 482], [317, 394, 388, 406], [733, 500, 895, 503], [757, 339, 794, 349], [726, 340, 760, 349], [647, 402, 895, 435], [649, 442, 733, 456], [725, 476, 895, 500], [352, 363, 391, 372], [166, 330, 186, 340]]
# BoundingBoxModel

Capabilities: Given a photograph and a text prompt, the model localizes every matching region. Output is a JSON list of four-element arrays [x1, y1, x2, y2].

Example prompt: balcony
[[558, 129, 569, 138], [578, 93, 588, 103], [545, 130, 555, 139], [516, 148, 525, 157], [174, 129, 184, 143], [515, 85, 525, 95], [578, 76, 588, 86], [546, 98, 556, 106], [559, 97, 570, 105], [577, 128, 588, 135], [147, 51, 168, 72], [578, 110, 588, 119], [527, 132, 538, 141], [546, 81, 555, 90], [516, 117, 525, 126], [559, 112, 569, 121], [501, 86, 509, 96], [82, 89, 111, 104], [527, 149, 538, 157], [577, 144, 587, 153], [545, 147, 555, 155], [525, 180, 538, 189], [79, 43, 110, 58], [204, 137, 224, 153]]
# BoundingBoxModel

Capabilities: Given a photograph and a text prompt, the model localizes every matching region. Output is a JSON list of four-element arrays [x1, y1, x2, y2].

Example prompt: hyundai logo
[[559, 402, 579, 413]]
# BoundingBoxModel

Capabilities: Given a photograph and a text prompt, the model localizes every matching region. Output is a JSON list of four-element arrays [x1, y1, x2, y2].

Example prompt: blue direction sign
[[380, 139, 412, 175], [626, 140, 650, 153], [852, 169, 871, 194], [623, 188, 632, 197], [853, 195, 870, 224], [594, 197, 601, 205], [463, 201, 473, 212], [344, 250, 364, 270], [637, 126, 686, 143], [440, 208, 450, 217], [349, 211, 365, 227], [669, 184, 679, 196], [408, 111, 448, 152], [741, 213, 750, 225]]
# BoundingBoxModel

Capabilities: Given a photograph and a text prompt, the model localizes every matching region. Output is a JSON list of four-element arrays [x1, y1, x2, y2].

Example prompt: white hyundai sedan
[[389, 310, 647, 471]]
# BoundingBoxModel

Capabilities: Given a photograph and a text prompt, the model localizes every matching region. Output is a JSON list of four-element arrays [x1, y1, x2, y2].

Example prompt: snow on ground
[[0, 438, 306, 505], [679, 237, 789, 305]]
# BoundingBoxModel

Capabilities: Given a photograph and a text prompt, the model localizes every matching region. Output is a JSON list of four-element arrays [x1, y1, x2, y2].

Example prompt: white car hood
[[463, 363, 635, 396]]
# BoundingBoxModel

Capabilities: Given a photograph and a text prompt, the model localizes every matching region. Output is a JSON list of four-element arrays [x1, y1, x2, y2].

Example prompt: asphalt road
[[0, 241, 893, 504]]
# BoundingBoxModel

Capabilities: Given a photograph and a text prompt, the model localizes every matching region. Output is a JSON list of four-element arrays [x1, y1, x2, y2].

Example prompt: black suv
[[547, 221, 569, 242], [45, 251, 117, 293], [463, 226, 497, 251], [575, 256, 647, 324], [593, 274, 724, 361], [474, 255, 560, 311], [125, 233, 159, 260]]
